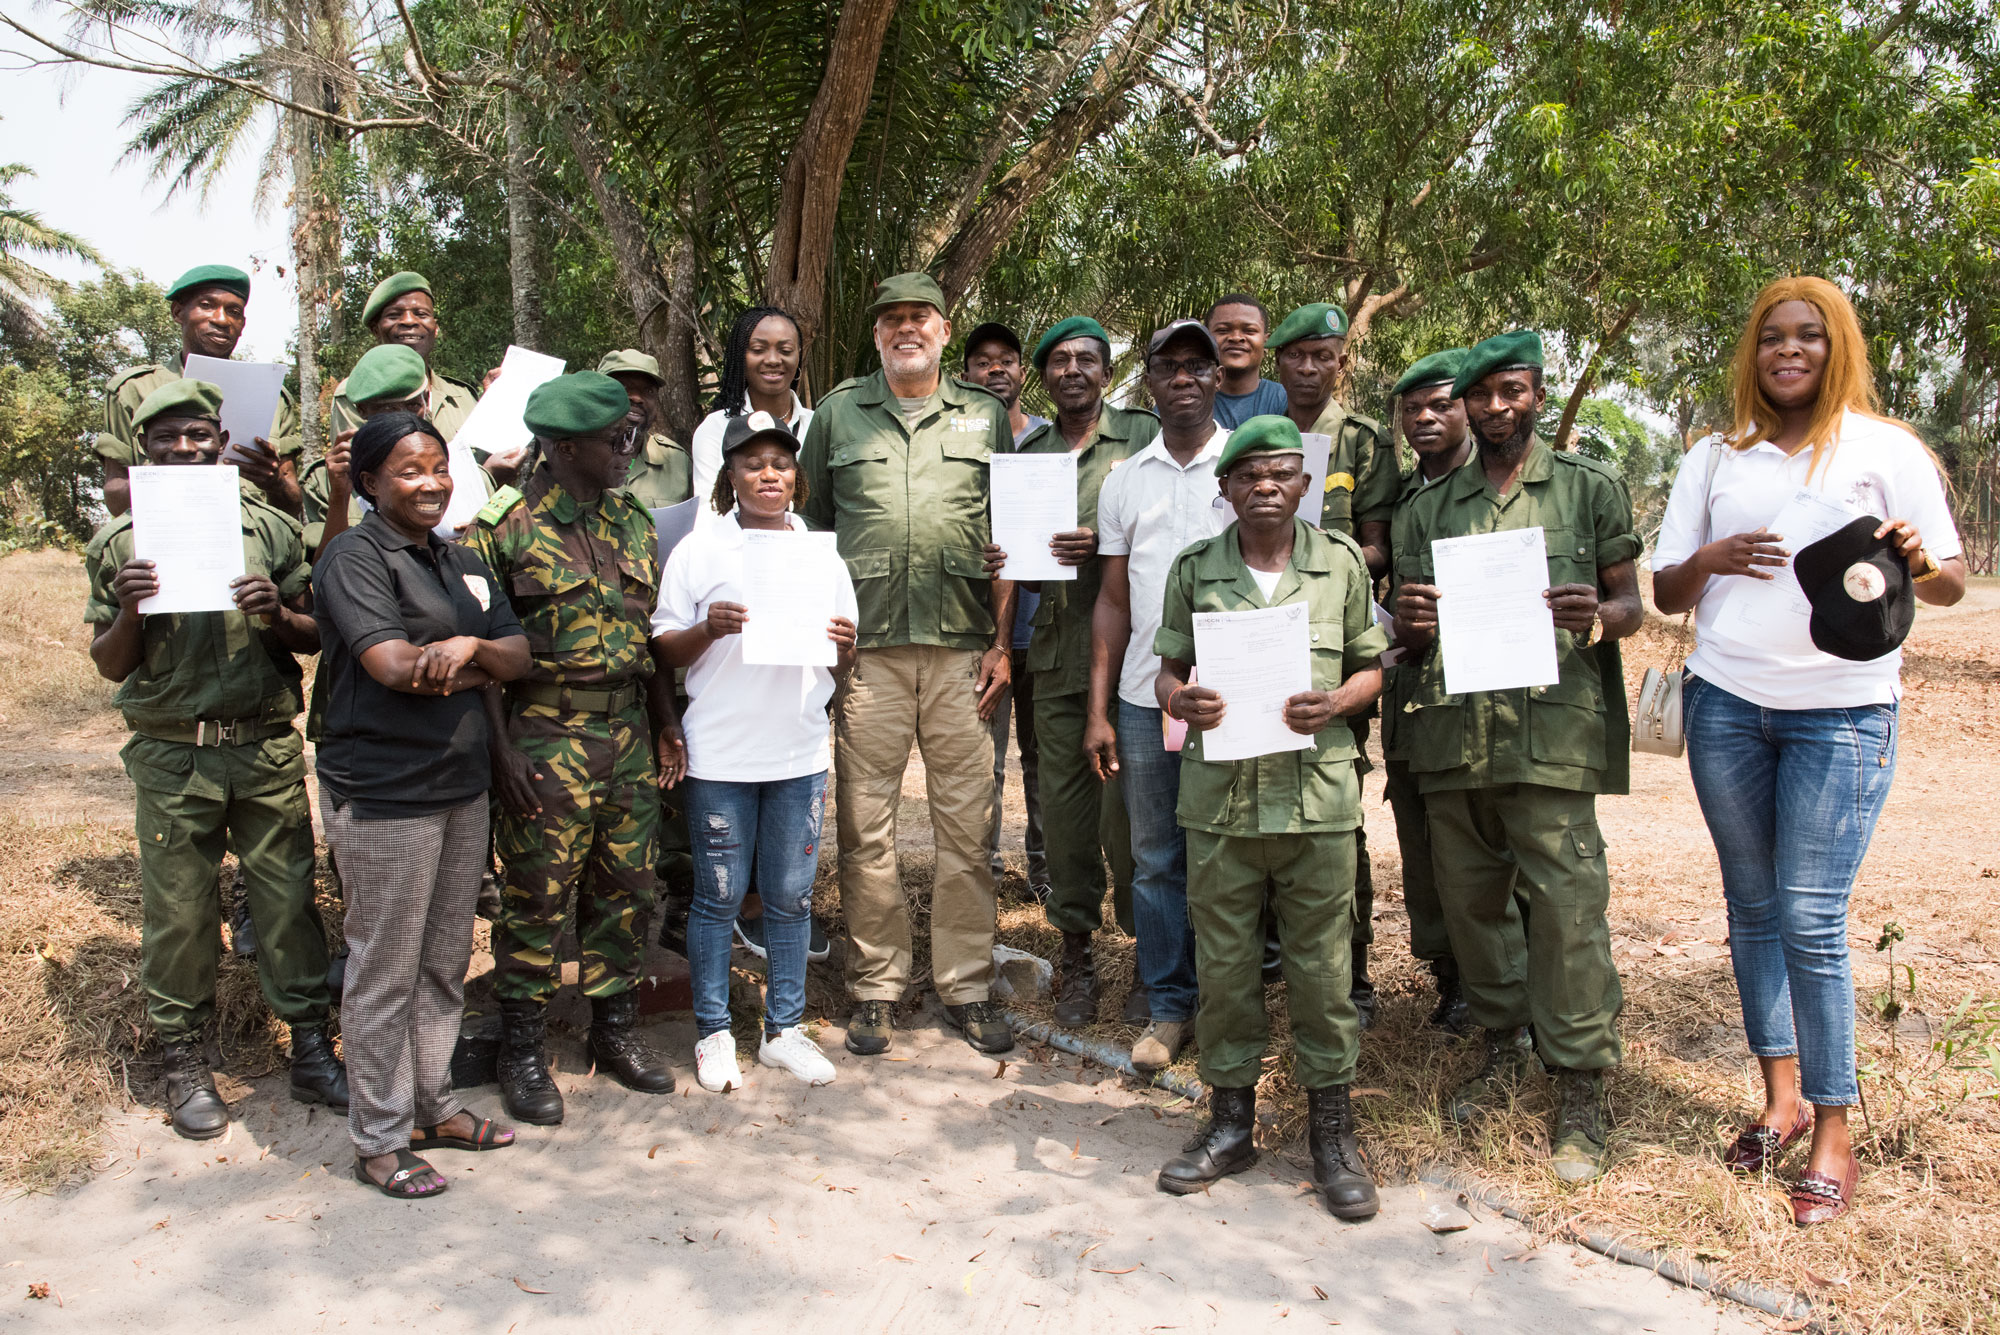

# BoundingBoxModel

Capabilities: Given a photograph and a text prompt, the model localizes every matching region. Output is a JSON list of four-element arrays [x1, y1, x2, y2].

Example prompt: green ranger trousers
[[1186, 828, 1359, 1089], [1383, 757, 1452, 962], [124, 732, 330, 1042], [493, 703, 659, 1003], [1033, 691, 1134, 937], [1426, 783, 1623, 1070]]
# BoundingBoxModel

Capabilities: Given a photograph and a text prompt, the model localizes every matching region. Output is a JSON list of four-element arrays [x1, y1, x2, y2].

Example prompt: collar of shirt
[[354, 507, 450, 557], [1197, 517, 1331, 604], [1127, 422, 1227, 473], [1442, 433, 1553, 506]]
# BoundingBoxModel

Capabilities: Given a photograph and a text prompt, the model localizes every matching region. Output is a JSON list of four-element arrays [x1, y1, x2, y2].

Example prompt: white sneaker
[[695, 1031, 742, 1093], [758, 1026, 836, 1086]]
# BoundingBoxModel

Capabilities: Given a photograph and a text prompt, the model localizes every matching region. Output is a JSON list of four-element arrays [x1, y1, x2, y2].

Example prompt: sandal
[[354, 1148, 447, 1199], [412, 1116, 515, 1152], [1790, 1152, 1859, 1226], [1723, 1104, 1811, 1175]]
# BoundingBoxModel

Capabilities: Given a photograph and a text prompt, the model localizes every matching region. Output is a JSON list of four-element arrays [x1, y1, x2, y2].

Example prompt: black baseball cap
[[1791, 515, 1915, 662], [1145, 319, 1222, 362], [720, 410, 799, 456], [963, 322, 1024, 365]]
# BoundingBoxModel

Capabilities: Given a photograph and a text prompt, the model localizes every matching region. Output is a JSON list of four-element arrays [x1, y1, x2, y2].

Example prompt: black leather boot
[[288, 1023, 349, 1110], [161, 1037, 228, 1140], [1054, 930, 1099, 1028], [1157, 1085, 1258, 1193], [1427, 957, 1471, 1035], [1307, 1085, 1380, 1220], [497, 999, 565, 1125], [588, 991, 675, 1094], [1349, 941, 1377, 1031]]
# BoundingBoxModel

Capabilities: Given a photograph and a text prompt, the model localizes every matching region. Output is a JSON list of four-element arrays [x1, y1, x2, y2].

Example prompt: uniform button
[[1535, 685, 1548, 695], [1576, 546, 1586, 556], [1311, 631, 1320, 642]]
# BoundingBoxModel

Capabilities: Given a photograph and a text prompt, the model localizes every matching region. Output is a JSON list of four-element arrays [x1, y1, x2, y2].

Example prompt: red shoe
[[1722, 1104, 1811, 1175], [1790, 1152, 1859, 1226]]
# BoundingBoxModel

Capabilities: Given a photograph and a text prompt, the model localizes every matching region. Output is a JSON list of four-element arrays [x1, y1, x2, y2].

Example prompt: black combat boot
[[588, 991, 675, 1094], [288, 1022, 349, 1110], [161, 1037, 229, 1141], [1349, 941, 1377, 1031], [1307, 1085, 1380, 1220], [1054, 930, 1099, 1028], [1427, 957, 1471, 1035], [1157, 1085, 1259, 1193], [497, 998, 565, 1125]]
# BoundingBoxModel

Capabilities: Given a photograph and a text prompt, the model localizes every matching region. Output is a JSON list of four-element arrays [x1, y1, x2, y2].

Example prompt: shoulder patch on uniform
[[1553, 449, 1621, 481], [474, 485, 525, 527], [108, 363, 168, 392]]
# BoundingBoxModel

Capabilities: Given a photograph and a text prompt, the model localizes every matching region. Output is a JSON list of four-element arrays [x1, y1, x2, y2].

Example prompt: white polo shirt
[[1652, 410, 1960, 710], [689, 395, 813, 528], [1095, 424, 1231, 708]]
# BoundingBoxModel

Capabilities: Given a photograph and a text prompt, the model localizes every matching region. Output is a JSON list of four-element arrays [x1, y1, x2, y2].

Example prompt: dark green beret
[[1391, 348, 1467, 399], [165, 265, 250, 303], [596, 348, 665, 385], [361, 271, 432, 327], [133, 377, 225, 429], [347, 344, 428, 405], [1032, 316, 1111, 372], [1269, 302, 1350, 349], [523, 371, 631, 438], [1453, 329, 1545, 397], [1215, 414, 1306, 476], [866, 271, 948, 317]]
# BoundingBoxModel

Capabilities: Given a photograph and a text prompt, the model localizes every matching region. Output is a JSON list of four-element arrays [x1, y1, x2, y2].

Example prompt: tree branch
[[1553, 299, 1642, 450]]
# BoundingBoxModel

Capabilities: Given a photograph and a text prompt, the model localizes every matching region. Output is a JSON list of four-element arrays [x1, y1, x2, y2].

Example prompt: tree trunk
[[287, 57, 322, 458], [505, 92, 545, 349], [660, 217, 701, 440], [1553, 300, 1642, 450], [561, 111, 676, 359]]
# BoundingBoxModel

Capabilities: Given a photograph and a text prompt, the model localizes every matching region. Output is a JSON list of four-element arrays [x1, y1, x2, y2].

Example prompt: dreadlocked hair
[[712, 306, 803, 416]]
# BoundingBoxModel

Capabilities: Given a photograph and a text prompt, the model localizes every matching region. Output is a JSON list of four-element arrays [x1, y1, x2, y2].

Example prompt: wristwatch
[[1912, 548, 1943, 583]]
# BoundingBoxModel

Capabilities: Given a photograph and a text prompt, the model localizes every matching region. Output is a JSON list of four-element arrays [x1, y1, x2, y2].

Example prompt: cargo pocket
[[509, 558, 590, 665], [940, 545, 995, 637], [1404, 671, 1464, 774], [1302, 752, 1361, 825], [843, 547, 894, 636], [1528, 675, 1607, 771], [1549, 818, 1617, 1020]]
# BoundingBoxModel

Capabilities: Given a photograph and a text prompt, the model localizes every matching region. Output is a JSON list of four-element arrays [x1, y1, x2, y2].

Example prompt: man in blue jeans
[[1083, 320, 1231, 1071]]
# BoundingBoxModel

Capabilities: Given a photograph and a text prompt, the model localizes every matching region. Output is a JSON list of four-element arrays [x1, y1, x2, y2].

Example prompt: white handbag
[[1632, 443, 1723, 759]]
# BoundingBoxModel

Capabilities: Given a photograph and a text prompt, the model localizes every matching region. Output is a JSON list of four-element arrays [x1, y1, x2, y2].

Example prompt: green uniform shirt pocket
[[940, 545, 995, 637], [938, 435, 991, 465], [843, 546, 895, 633], [1528, 675, 1607, 771], [120, 735, 195, 794], [1541, 526, 1596, 586], [1302, 752, 1363, 826], [1404, 670, 1465, 773], [829, 441, 892, 468]]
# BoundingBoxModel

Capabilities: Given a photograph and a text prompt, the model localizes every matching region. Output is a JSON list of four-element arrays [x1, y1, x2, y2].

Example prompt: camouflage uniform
[[459, 464, 663, 1002]]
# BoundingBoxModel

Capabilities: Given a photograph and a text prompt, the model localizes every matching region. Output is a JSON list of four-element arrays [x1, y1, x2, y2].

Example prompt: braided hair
[[711, 306, 802, 416]]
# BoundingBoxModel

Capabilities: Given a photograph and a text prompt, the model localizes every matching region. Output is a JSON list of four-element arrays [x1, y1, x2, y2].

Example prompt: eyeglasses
[[1147, 356, 1218, 379]]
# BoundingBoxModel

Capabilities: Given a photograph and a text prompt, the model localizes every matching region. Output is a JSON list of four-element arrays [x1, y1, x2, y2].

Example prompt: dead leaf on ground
[[647, 1143, 663, 1159], [993, 1060, 1008, 1079], [511, 1277, 550, 1294], [1311, 1285, 1328, 1300], [1092, 1265, 1142, 1275]]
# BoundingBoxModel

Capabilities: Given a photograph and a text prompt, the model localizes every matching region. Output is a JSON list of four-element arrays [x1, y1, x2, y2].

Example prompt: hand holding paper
[[1431, 527, 1559, 694], [739, 530, 841, 667], [1190, 603, 1314, 761]]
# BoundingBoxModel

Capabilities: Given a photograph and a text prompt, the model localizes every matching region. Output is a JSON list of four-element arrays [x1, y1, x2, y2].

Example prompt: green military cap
[[596, 348, 665, 385], [866, 271, 948, 317], [1453, 328, 1545, 397], [1032, 316, 1111, 372], [361, 270, 432, 327], [347, 343, 429, 405], [133, 377, 225, 430], [165, 265, 251, 303], [523, 371, 631, 438], [1391, 348, 1468, 399], [1214, 413, 1307, 476], [1269, 302, 1351, 349]]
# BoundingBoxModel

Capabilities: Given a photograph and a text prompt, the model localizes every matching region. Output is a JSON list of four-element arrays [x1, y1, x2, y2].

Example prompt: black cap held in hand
[[1790, 515, 1915, 662]]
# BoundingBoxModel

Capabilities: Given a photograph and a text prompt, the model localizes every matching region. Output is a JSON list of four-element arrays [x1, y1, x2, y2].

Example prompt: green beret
[[1214, 414, 1306, 476], [133, 377, 225, 430], [1032, 316, 1111, 372], [1269, 302, 1350, 349], [596, 348, 665, 385], [1391, 348, 1467, 399], [866, 272, 948, 317], [165, 265, 250, 303], [1453, 329, 1545, 398], [347, 343, 429, 405], [523, 371, 631, 438], [361, 271, 432, 327]]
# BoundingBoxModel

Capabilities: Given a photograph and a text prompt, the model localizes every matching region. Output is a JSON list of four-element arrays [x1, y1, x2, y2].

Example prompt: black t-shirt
[[313, 511, 524, 819]]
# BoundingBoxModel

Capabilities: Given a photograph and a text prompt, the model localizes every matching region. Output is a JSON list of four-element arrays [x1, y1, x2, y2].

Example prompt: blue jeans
[[1116, 701, 1199, 1022], [684, 772, 827, 1039], [1683, 675, 1897, 1106]]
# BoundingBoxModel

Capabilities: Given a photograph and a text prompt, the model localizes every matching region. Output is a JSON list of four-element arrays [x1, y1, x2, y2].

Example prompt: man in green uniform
[[99, 265, 303, 518], [300, 342, 432, 556], [83, 378, 345, 1140], [1271, 301, 1400, 1024], [798, 271, 1016, 1057], [1151, 415, 1389, 1219], [461, 372, 687, 1125], [598, 349, 694, 510], [328, 271, 482, 441], [1391, 330, 1643, 1183], [1381, 349, 1475, 1034]]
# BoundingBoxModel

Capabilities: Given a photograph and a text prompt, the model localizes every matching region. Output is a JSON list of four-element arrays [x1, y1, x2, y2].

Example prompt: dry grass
[[0, 547, 117, 731]]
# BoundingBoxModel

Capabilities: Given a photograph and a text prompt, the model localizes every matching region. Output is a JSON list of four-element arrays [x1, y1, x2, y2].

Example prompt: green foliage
[[1857, 920, 2000, 1161], [1538, 395, 1679, 528]]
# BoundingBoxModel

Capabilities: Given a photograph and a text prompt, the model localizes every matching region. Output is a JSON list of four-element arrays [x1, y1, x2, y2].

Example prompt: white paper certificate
[[1707, 488, 1859, 658], [739, 530, 840, 667], [129, 464, 246, 614], [1432, 527, 1559, 694], [1298, 432, 1333, 528], [1192, 603, 1313, 762], [651, 498, 700, 569], [989, 452, 1078, 581], [182, 354, 287, 464], [449, 345, 565, 461]]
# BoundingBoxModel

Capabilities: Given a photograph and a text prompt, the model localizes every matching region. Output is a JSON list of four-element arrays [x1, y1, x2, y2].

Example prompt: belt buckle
[[195, 720, 238, 747]]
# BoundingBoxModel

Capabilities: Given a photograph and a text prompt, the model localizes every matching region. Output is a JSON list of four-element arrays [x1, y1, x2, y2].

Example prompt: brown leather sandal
[[412, 1116, 515, 1152], [1790, 1152, 1858, 1226], [1722, 1104, 1811, 1175]]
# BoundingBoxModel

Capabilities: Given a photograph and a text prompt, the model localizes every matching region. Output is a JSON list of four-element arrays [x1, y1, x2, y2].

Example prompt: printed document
[[450, 345, 565, 461], [182, 354, 287, 465], [1710, 488, 1859, 657], [1432, 527, 1559, 694], [1298, 433, 1333, 528], [989, 453, 1078, 581], [1192, 603, 1313, 762], [740, 529, 840, 667], [130, 464, 245, 614]]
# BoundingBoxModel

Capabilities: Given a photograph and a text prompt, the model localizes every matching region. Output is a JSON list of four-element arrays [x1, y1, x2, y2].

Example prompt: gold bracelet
[[1912, 549, 1943, 583]]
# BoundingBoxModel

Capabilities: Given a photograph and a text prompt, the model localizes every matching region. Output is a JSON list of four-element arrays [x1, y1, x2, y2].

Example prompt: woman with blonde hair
[[1652, 277, 1964, 1225]]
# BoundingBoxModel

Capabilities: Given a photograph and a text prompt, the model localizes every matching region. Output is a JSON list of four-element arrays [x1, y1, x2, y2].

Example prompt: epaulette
[[107, 363, 169, 394], [473, 485, 525, 528], [1552, 448, 1622, 481], [822, 376, 869, 400], [1345, 410, 1386, 442], [950, 376, 1005, 404], [435, 371, 481, 396], [1322, 524, 1368, 563]]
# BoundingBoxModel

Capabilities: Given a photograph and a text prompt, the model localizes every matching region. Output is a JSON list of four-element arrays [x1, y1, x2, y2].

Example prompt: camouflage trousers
[[493, 702, 659, 1003]]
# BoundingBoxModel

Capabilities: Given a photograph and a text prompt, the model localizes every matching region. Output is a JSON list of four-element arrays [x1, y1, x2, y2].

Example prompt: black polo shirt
[[313, 511, 524, 818]]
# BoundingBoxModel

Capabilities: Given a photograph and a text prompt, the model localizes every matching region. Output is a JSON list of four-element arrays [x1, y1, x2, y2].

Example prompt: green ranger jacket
[[83, 494, 312, 737], [1389, 436, 1640, 797], [618, 433, 695, 511], [458, 463, 659, 690], [98, 358, 304, 468], [1017, 404, 1159, 697], [1154, 519, 1391, 836], [1299, 399, 1398, 538], [1380, 461, 1455, 764], [299, 458, 360, 554], [329, 367, 480, 443], [799, 369, 1012, 651]]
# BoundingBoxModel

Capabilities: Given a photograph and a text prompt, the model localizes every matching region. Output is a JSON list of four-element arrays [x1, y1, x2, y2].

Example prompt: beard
[[1477, 414, 1535, 455], [882, 345, 942, 383]]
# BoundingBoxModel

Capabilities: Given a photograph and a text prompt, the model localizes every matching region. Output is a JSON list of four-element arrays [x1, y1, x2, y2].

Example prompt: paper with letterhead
[[989, 452, 1079, 581], [449, 345, 565, 462], [739, 529, 840, 667], [651, 497, 700, 570], [1192, 603, 1314, 762], [1432, 527, 1559, 694], [182, 354, 287, 465], [1298, 433, 1333, 528], [1709, 487, 1859, 657], [129, 464, 245, 614]]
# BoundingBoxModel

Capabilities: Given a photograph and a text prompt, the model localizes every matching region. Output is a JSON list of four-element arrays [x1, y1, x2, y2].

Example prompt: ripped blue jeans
[[685, 772, 827, 1039]]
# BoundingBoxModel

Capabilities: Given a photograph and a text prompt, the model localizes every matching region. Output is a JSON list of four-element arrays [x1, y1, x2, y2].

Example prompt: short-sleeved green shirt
[[1017, 404, 1159, 697], [83, 493, 312, 735], [1389, 435, 1641, 796], [328, 368, 480, 444], [1154, 518, 1391, 836], [1299, 399, 1398, 537], [98, 358, 304, 467], [798, 369, 1012, 652], [619, 433, 694, 511]]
